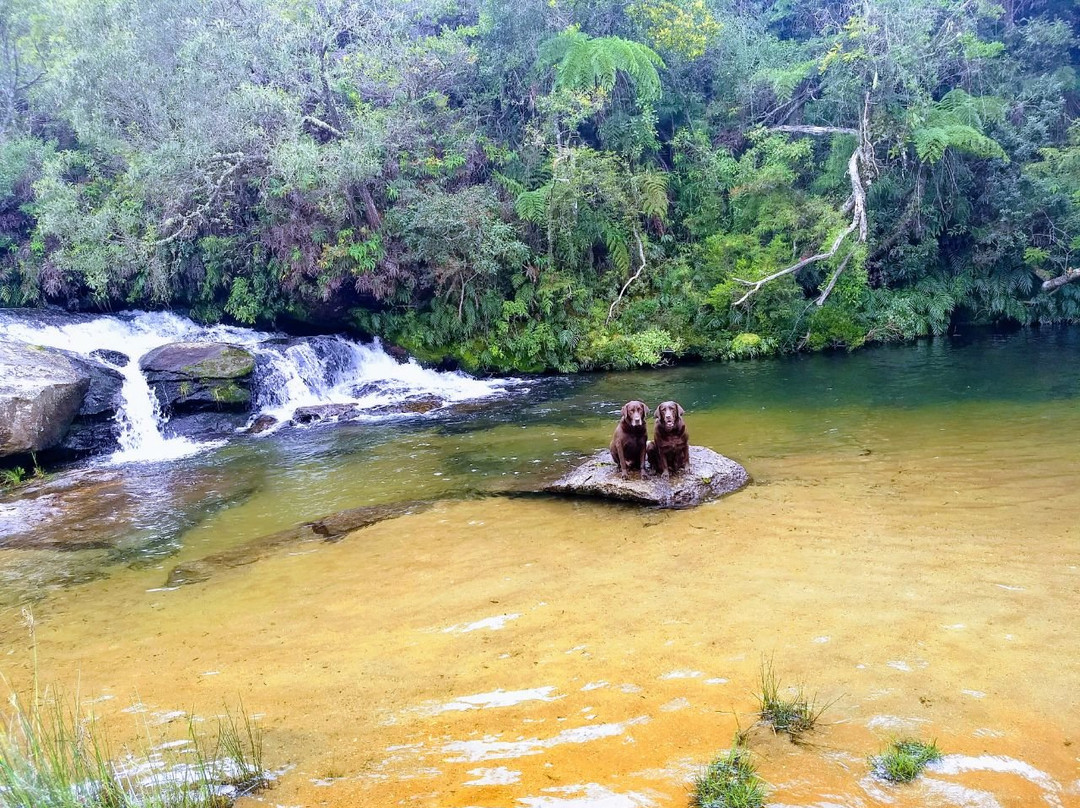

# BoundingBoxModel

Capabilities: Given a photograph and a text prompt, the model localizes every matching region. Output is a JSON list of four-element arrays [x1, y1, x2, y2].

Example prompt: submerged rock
[[291, 403, 361, 425], [139, 341, 256, 414], [89, 348, 130, 367], [543, 445, 749, 508], [164, 501, 432, 587], [0, 341, 90, 457], [245, 414, 279, 434]]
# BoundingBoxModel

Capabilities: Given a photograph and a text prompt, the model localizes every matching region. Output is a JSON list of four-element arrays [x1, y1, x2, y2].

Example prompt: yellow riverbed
[[1, 400, 1077, 807]]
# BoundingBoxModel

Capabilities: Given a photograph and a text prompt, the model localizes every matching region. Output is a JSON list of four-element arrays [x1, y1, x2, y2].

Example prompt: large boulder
[[544, 445, 749, 508], [139, 341, 256, 414], [0, 341, 90, 457], [57, 353, 126, 456]]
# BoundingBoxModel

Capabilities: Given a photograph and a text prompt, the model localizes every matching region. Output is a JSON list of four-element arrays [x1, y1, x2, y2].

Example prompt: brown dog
[[610, 400, 650, 478], [647, 400, 689, 477]]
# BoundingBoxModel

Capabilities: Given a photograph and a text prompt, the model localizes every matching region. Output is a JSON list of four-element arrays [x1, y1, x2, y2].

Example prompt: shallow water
[[1, 328, 1078, 807]]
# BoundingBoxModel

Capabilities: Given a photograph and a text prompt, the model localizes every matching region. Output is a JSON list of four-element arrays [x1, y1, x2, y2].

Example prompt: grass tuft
[[870, 737, 942, 782], [0, 685, 268, 807], [755, 657, 831, 742], [690, 744, 766, 808]]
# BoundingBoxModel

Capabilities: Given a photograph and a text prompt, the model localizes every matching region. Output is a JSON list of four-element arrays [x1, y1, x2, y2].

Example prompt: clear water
[[0, 326, 1078, 808]]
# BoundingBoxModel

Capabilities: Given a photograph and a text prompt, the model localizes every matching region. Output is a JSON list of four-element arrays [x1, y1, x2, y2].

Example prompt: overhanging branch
[[1041, 268, 1080, 292], [607, 230, 647, 323], [733, 99, 872, 307]]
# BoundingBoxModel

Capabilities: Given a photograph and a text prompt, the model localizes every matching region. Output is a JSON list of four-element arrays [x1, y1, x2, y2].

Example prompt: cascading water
[[253, 336, 509, 420], [0, 310, 517, 464]]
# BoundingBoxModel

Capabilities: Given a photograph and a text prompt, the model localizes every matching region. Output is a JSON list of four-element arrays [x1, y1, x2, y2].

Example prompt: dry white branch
[[607, 230, 647, 323], [733, 100, 872, 307], [815, 248, 855, 306], [771, 125, 859, 136], [1041, 268, 1080, 292], [156, 153, 248, 246]]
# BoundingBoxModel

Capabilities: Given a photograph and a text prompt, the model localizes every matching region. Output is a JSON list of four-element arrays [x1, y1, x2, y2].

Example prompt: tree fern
[[603, 224, 631, 274], [515, 185, 551, 223], [911, 91, 1008, 164], [540, 27, 665, 104], [637, 170, 669, 218]]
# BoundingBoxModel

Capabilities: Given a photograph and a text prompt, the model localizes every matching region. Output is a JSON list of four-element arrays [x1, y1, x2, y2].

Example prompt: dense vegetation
[[1, 0, 1078, 371]]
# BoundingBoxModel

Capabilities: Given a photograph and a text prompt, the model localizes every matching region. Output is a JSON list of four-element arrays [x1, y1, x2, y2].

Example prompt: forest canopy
[[1, 0, 1078, 371]]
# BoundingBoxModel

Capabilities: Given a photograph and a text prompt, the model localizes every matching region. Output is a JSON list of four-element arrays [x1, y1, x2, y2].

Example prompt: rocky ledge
[[544, 445, 749, 508]]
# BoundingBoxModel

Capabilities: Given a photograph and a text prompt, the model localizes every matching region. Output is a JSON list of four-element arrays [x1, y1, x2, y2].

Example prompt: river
[[0, 325, 1077, 807]]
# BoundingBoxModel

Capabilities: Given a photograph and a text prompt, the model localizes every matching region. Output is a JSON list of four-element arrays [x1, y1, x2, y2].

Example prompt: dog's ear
[[677, 403, 685, 417], [621, 402, 630, 420], [643, 403, 651, 416]]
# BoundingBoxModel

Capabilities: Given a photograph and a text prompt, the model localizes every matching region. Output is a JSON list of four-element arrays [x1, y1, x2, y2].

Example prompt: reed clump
[[755, 657, 833, 742], [870, 737, 943, 782], [690, 741, 766, 808], [0, 687, 268, 808]]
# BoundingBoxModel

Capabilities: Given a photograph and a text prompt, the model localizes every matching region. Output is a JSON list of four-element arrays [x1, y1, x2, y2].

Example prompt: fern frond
[[544, 29, 665, 103], [515, 185, 552, 223]]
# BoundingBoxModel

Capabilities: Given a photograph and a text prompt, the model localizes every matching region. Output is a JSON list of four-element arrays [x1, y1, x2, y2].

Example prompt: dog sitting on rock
[[610, 400, 650, 478], [647, 400, 689, 478]]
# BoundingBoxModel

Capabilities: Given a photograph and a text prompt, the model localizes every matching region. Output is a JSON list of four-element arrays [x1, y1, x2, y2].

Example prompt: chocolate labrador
[[647, 400, 689, 477], [610, 400, 650, 478]]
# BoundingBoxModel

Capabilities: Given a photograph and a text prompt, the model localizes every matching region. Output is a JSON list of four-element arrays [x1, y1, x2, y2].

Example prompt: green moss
[[181, 346, 255, 379], [209, 381, 250, 405]]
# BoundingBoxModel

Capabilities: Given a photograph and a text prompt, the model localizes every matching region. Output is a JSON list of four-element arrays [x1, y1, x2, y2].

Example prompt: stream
[[0, 322, 1078, 808]]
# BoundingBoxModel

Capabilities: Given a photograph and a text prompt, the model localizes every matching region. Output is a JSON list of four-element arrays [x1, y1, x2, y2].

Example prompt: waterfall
[[0, 310, 517, 463]]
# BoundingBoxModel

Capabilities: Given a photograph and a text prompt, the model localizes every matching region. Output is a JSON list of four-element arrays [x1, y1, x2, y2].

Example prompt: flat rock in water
[[544, 445, 749, 508]]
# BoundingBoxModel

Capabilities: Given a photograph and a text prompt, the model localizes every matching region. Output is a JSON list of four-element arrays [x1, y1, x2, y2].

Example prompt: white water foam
[[421, 687, 561, 715], [442, 717, 650, 763], [930, 755, 1062, 795], [252, 335, 511, 422], [0, 310, 515, 463], [443, 613, 522, 633], [518, 784, 657, 808], [464, 766, 522, 786]]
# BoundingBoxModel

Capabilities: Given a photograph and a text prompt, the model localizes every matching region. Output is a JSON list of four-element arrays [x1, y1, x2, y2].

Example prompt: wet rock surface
[[57, 353, 126, 456], [164, 501, 433, 587], [0, 462, 259, 605], [292, 403, 361, 425], [140, 341, 256, 414], [543, 445, 749, 508], [0, 341, 90, 457], [89, 348, 130, 367]]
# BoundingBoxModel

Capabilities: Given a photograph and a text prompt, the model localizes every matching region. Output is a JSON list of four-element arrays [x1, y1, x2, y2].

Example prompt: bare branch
[[732, 218, 858, 306], [771, 125, 859, 136], [1041, 268, 1080, 293], [303, 115, 346, 139], [156, 154, 248, 246], [815, 248, 855, 306], [733, 104, 872, 307], [607, 230, 647, 323]]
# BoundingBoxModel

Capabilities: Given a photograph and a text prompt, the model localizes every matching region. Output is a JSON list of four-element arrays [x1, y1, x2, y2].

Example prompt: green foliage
[[628, 0, 721, 60], [911, 91, 1008, 164], [0, 678, 268, 807], [0, 0, 1077, 370], [578, 326, 682, 370], [541, 27, 665, 104], [870, 738, 943, 783], [0, 467, 27, 489]]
